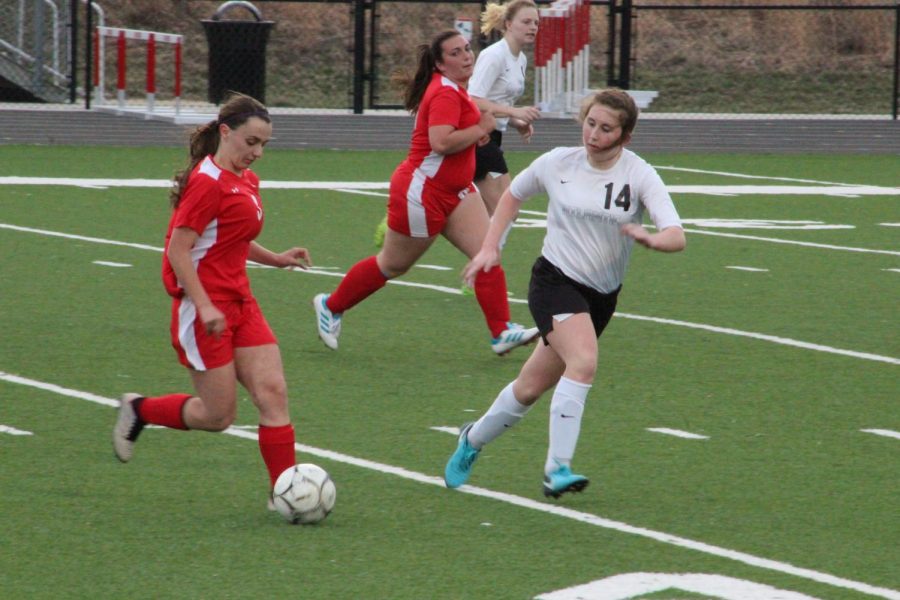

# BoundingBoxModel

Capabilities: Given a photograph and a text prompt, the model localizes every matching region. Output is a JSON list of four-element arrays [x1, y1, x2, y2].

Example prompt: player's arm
[[471, 96, 541, 124], [620, 223, 686, 252], [622, 167, 686, 252], [248, 241, 312, 269], [462, 187, 523, 286], [167, 226, 226, 336], [429, 110, 496, 155]]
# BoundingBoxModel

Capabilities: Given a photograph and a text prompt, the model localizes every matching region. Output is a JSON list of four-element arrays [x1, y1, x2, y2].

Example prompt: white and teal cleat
[[313, 293, 342, 350], [491, 322, 539, 356], [542, 464, 589, 498]]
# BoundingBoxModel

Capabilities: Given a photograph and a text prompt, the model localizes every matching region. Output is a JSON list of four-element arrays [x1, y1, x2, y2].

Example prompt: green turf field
[[1, 146, 897, 600]]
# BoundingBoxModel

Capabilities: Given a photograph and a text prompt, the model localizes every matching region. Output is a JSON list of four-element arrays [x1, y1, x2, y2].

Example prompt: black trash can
[[202, 1, 275, 104]]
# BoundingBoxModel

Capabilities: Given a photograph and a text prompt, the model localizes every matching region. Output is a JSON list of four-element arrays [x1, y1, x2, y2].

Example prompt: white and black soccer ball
[[272, 463, 336, 525]]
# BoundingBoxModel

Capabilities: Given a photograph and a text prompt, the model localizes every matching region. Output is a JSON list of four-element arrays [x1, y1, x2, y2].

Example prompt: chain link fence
[[1, 0, 897, 117]]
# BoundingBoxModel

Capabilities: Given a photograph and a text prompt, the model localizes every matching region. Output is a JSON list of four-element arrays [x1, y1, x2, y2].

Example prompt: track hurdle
[[534, 0, 591, 114], [93, 26, 183, 117]]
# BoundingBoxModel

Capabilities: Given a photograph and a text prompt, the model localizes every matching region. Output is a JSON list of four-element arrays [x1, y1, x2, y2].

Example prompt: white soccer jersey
[[467, 39, 527, 133], [510, 147, 682, 293]]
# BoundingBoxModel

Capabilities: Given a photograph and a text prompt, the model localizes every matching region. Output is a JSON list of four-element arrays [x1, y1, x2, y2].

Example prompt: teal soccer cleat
[[542, 464, 589, 498], [444, 423, 480, 488]]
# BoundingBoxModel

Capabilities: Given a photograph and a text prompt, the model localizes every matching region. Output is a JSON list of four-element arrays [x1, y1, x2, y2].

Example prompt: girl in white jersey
[[469, 0, 541, 216], [444, 89, 686, 498]]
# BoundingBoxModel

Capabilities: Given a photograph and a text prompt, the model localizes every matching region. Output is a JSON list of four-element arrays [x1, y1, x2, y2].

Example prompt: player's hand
[[620, 223, 653, 248], [516, 106, 541, 123], [279, 247, 312, 269], [462, 247, 501, 288], [515, 121, 534, 143], [198, 304, 226, 338], [479, 111, 497, 136]]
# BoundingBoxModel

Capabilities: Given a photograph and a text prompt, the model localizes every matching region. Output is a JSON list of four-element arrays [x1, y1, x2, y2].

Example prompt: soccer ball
[[272, 463, 336, 525]]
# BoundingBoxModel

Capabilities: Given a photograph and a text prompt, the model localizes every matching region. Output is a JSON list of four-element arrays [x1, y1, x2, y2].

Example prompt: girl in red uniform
[[314, 30, 539, 356], [113, 93, 312, 509]]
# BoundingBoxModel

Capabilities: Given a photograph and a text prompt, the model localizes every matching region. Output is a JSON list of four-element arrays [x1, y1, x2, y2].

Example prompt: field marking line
[[609, 312, 900, 366], [518, 214, 898, 256], [682, 228, 900, 256], [646, 428, 709, 440], [652, 166, 874, 187], [2, 221, 898, 366], [0, 424, 34, 436], [1, 176, 898, 197], [1, 369, 897, 600], [93, 260, 132, 268], [4, 219, 896, 259], [861, 429, 900, 440], [726, 266, 769, 272]]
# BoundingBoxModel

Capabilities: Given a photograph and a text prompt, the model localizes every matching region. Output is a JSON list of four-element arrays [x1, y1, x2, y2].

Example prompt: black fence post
[[617, 0, 632, 89], [606, 0, 617, 87], [893, 3, 899, 120], [367, 0, 377, 108], [85, 0, 92, 109], [69, 0, 78, 103], [352, 0, 366, 114]]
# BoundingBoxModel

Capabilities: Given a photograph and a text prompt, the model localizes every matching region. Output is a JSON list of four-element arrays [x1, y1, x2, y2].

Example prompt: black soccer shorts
[[527, 256, 620, 344], [474, 130, 508, 181]]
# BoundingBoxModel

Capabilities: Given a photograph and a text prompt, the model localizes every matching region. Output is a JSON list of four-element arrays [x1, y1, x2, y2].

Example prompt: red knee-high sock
[[258, 424, 297, 488], [326, 255, 388, 314], [474, 265, 511, 338], [135, 394, 191, 430]]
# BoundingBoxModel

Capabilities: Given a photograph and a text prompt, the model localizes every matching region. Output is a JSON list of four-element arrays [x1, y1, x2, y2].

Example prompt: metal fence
[[1, 0, 898, 118]]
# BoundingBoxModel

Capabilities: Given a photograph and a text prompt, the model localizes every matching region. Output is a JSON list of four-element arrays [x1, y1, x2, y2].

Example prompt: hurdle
[[534, 0, 590, 114], [93, 26, 183, 117]]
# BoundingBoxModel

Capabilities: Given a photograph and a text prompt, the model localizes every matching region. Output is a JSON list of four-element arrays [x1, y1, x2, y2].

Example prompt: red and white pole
[[146, 33, 156, 113], [174, 39, 182, 116], [92, 27, 101, 102], [116, 30, 126, 108]]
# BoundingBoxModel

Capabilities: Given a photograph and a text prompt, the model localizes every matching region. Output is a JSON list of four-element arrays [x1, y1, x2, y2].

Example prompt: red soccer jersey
[[398, 72, 482, 194], [162, 156, 264, 300]]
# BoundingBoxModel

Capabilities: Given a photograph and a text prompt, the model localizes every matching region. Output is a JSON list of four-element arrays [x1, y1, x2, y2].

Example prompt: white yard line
[[861, 429, 900, 441], [0, 424, 34, 436], [683, 228, 900, 256], [93, 260, 132, 268], [2, 176, 898, 197], [1, 370, 897, 600], [2, 221, 897, 366], [726, 266, 769, 272], [646, 428, 709, 440], [652, 166, 871, 187]]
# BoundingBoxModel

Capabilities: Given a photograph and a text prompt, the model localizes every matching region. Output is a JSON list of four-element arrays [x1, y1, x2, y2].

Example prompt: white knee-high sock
[[467, 381, 531, 449], [545, 376, 591, 475]]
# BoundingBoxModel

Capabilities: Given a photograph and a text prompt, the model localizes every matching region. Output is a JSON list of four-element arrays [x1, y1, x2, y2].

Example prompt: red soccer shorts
[[170, 296, 277, 371], [387, 167, 476, 238]]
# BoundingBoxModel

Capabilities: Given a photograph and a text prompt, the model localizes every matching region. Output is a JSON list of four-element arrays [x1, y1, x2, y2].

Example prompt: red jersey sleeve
[[427, 86, 464, 129], [172, 175, 221, 234]]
